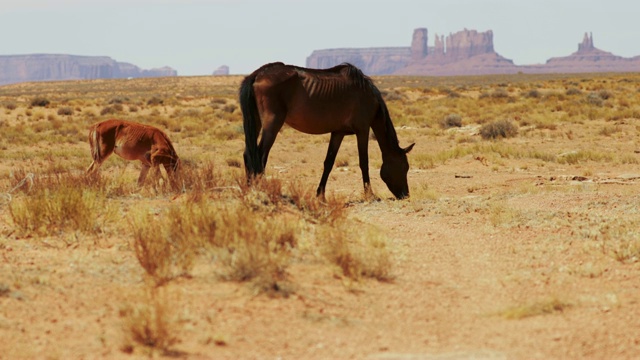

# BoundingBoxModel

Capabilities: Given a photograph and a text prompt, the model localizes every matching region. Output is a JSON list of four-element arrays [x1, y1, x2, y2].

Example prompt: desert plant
[[100, 105, 120, 116], [30, 97, 50, 107], [586, 92, 605, 106], [479, 119, 518, 140], [566, 87, 582, 96], [320, 221, 392, 281], [524, 89, 540, 98], [120, 287, 180, 356], [57, 106, 73, 116], [286, 181, 347, 224], [441, 113, 463, 128], [9, 185, 109, 236], [3, 101, 17, 110], [147, 97, 164, 106]]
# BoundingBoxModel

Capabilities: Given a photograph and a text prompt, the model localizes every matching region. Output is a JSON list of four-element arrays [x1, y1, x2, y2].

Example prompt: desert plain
[[1, 73, 640, 359]]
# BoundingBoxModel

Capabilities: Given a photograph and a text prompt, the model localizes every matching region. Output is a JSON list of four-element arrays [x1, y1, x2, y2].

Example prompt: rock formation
[[212, 65, 230, 75], [520, 32, 640, 74], [0, 54, 177, 85], [396, 28, 518, 75], [411, 28, 428, 62], [306, 28, 640, 76], [306, 47, 411, 75]]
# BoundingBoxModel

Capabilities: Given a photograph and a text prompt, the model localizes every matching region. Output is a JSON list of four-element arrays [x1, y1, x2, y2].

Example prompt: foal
[[86, 119, 180, 185]]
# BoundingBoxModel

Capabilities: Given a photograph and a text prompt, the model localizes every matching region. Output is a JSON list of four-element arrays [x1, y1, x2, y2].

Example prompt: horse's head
[[380, 143, 415, 199]]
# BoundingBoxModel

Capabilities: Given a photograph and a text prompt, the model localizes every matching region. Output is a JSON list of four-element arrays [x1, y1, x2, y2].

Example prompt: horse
[[239, 62, 414, 199], [86, 119, 180, 185]]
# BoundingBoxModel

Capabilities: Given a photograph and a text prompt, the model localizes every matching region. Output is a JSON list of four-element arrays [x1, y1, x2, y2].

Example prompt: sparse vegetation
[[2, 72, 640, 359]]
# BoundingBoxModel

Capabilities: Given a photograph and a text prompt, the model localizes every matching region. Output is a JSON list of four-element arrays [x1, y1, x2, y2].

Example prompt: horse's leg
[[257, 112, 285, 171], [356, 130, 376, 200], [316, 132, 345, 199]]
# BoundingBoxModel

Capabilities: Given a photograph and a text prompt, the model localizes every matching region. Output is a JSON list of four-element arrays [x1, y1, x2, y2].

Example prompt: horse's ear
[[403, 143, 415, 154]]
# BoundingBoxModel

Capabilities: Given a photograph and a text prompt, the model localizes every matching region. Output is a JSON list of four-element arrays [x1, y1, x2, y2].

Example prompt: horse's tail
[[239, 73, 264, 177]]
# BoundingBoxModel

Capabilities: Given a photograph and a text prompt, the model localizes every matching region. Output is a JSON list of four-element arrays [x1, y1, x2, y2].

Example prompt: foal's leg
[[316, 132, 345, 199], [137, 164, 151, 186], [137, 152, 154, 186], [356, 130, 376, 200]]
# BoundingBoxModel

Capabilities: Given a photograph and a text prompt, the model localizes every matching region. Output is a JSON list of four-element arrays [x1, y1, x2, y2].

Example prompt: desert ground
[[1, 73, 640, 359]]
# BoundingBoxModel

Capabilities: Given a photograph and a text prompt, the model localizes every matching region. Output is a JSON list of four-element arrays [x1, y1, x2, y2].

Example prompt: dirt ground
[[2, 115, 640, 359]]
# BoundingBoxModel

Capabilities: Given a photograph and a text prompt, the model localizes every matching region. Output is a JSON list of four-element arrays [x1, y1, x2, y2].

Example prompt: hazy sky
[[1, 0, 638, 76]]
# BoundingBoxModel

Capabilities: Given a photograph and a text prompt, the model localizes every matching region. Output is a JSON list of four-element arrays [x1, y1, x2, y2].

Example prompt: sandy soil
[[2, 123, 640, 360]]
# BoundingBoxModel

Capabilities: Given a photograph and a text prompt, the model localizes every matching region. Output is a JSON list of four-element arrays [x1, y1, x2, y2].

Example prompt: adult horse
[[240, 62, 414, 199], [86, 119, 180, 185]]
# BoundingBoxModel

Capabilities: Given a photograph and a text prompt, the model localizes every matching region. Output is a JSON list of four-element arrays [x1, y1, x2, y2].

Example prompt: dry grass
[[320, 220, 393, 281], [120, 286, 181, 356], [500, 297, 573, 320], [9, 172, 112, 236]]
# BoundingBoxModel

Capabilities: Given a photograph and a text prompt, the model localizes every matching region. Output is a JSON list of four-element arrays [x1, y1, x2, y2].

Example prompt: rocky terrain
[[306, 28, 640, 76], [0, 54, 177, 85]]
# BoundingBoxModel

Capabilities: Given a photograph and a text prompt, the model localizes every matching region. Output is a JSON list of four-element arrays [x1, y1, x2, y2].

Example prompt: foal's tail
[[86, 124, 102, 173], [239, 73, 264, 177]]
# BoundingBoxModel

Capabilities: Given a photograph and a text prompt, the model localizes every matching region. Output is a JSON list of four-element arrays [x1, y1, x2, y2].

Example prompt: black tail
[[239, 74, 264, 177]]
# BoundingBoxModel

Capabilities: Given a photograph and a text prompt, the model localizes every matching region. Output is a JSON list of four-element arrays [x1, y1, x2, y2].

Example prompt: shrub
[[30, 97, 50, 107], [223, 104, 237, 113], [3, 101, 17, 110], [100, 105, 122, 116], [10, 183, 109, 236], [109, 97, 128, 104], [598, 89, 612, 100], [524, 89, 540, 98], [566, 88, 582, 96], [147, 97, 164, 106], [321, 221, 393, 281], [586, 92, 604, 106], [57, 106, 73, 116], [480, 119, 518, 140], [120, 287, 180, 356], [441, 114, 463, 128]]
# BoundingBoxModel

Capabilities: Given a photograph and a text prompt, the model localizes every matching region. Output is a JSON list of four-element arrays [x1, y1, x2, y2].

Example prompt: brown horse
[[240, 62, 414, 199], [86, 119, 180, 185]]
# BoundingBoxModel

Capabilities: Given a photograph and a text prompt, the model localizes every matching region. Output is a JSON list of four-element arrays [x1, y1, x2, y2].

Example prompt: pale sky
[[1, 0, 638, 76]]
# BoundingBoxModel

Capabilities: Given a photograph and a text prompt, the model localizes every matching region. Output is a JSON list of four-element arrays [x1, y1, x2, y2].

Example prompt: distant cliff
[[306, 28, 640, 76], [0, 54, 177, 85], [306, 47, 411, 75]]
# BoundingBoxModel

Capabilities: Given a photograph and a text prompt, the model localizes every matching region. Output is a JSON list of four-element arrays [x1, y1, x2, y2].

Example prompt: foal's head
[[380, 143, 415, 199]]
